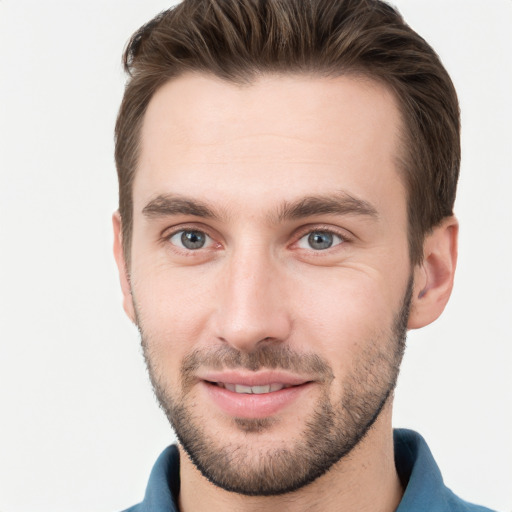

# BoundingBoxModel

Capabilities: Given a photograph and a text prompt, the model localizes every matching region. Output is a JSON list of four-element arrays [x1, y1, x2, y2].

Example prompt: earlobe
[[112, 211, 137, 324], [408, 217, 458, 329]]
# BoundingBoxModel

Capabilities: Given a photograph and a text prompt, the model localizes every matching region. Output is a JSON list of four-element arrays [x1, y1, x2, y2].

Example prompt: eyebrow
[[271, 193, 379, 223], [141, 192, 379, 223], [142, 195, 221, 220]]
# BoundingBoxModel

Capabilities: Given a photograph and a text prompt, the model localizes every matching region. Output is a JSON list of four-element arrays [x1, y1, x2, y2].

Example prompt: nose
[[212, 245, 292, 352]]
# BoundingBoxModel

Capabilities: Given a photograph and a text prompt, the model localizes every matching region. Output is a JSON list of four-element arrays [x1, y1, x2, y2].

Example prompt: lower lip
[[202, 381, 313, 419]]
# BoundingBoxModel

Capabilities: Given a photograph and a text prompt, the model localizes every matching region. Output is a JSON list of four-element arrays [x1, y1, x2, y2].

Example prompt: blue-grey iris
[[182, 231, 206, 249], [308, 232, 334, 250]]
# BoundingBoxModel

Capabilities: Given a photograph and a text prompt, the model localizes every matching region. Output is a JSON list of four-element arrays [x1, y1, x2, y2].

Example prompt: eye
[[169, 230, 212, 250], [297, 230, 344, 251]]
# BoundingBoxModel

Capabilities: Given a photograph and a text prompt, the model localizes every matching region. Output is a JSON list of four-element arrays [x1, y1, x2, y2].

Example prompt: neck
[[178, 402, 403, 512]]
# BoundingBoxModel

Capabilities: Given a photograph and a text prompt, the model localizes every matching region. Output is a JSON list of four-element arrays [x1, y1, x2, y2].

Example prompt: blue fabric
[[122, 445, 180, 512], [122, 429, 495, 512], [393, 430, 494, 512]]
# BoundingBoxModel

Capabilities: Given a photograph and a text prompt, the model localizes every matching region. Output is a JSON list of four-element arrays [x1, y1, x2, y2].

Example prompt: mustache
[[180, 345, 334, 389]]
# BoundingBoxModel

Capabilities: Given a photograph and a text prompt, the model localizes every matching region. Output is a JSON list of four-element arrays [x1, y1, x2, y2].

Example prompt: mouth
[[207, 382, 296, 394], [198, 372, 314, 419]]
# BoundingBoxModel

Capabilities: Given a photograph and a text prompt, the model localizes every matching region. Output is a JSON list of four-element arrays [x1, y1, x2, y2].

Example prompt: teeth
[[218, 383, 288, 394], [235, 384, 253, 394], [252, 385, 270, 394]]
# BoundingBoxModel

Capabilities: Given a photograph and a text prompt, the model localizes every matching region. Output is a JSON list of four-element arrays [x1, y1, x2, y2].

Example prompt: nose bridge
[[214, 241, 290, 351]]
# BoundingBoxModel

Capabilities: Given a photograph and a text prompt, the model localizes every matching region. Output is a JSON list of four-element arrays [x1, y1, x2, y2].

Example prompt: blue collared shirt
[[123, 429, 495, 512]]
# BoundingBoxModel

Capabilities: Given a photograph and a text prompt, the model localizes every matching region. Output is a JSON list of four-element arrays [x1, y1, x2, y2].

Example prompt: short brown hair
[[115, 0, 460, 266]]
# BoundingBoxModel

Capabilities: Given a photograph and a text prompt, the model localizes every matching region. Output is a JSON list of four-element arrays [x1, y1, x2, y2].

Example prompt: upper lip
[[198, 370, 312, 387]]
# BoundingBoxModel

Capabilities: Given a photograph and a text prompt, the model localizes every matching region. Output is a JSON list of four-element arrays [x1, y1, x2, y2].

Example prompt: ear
[[112, 211, 136, 324], [408, 216, 458, 329]]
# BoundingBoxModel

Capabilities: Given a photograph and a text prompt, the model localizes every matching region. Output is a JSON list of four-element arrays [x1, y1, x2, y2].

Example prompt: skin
[[113, 73, 458, 512]]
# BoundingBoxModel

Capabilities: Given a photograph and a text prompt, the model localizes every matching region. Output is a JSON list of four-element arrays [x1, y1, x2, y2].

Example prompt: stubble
[[139, 276, 413, 496]]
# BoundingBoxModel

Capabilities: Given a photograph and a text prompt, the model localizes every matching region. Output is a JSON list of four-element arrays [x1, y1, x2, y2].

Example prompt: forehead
[[135, 72, 405, 215]]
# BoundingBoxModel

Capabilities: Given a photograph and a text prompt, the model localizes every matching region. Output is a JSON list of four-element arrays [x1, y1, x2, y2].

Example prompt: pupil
[[308, 232, 333, 250], [181, 231, 205, 249]]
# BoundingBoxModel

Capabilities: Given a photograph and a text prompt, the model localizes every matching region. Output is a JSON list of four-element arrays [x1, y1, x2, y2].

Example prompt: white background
[[0, 1, 511, 511]]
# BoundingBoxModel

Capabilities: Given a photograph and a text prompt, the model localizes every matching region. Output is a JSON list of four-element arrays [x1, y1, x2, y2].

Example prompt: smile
[[212, 382, 293, 394], [201, 375, 314, 419]]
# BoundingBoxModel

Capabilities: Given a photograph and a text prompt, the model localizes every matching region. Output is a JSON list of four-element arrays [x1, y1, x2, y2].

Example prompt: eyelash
[[162, 224, 352, 254], [163, 224, 218, 253], [292, 225, 351, 252]]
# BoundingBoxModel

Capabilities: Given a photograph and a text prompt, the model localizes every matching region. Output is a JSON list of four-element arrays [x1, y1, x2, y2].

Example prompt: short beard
[[140, 276, 413, 496]]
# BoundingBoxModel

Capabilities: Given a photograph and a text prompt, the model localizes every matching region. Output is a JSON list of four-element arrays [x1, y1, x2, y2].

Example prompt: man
[[112, 1, 495, 511]]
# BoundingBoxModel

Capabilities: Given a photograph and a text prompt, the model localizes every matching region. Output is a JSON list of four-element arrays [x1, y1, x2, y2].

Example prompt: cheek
[[290, 269, 396, 364], [131, 263, 219, 363]]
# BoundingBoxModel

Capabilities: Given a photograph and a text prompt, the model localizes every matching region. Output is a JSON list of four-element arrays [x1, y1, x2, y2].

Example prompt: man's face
[[124, 74, 414, 495]]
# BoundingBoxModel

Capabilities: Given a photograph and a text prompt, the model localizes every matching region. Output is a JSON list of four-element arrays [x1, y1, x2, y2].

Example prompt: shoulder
[[119, 445, 181, 512], [394, 429, 497, 512], [441, 490, 497, 512]]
